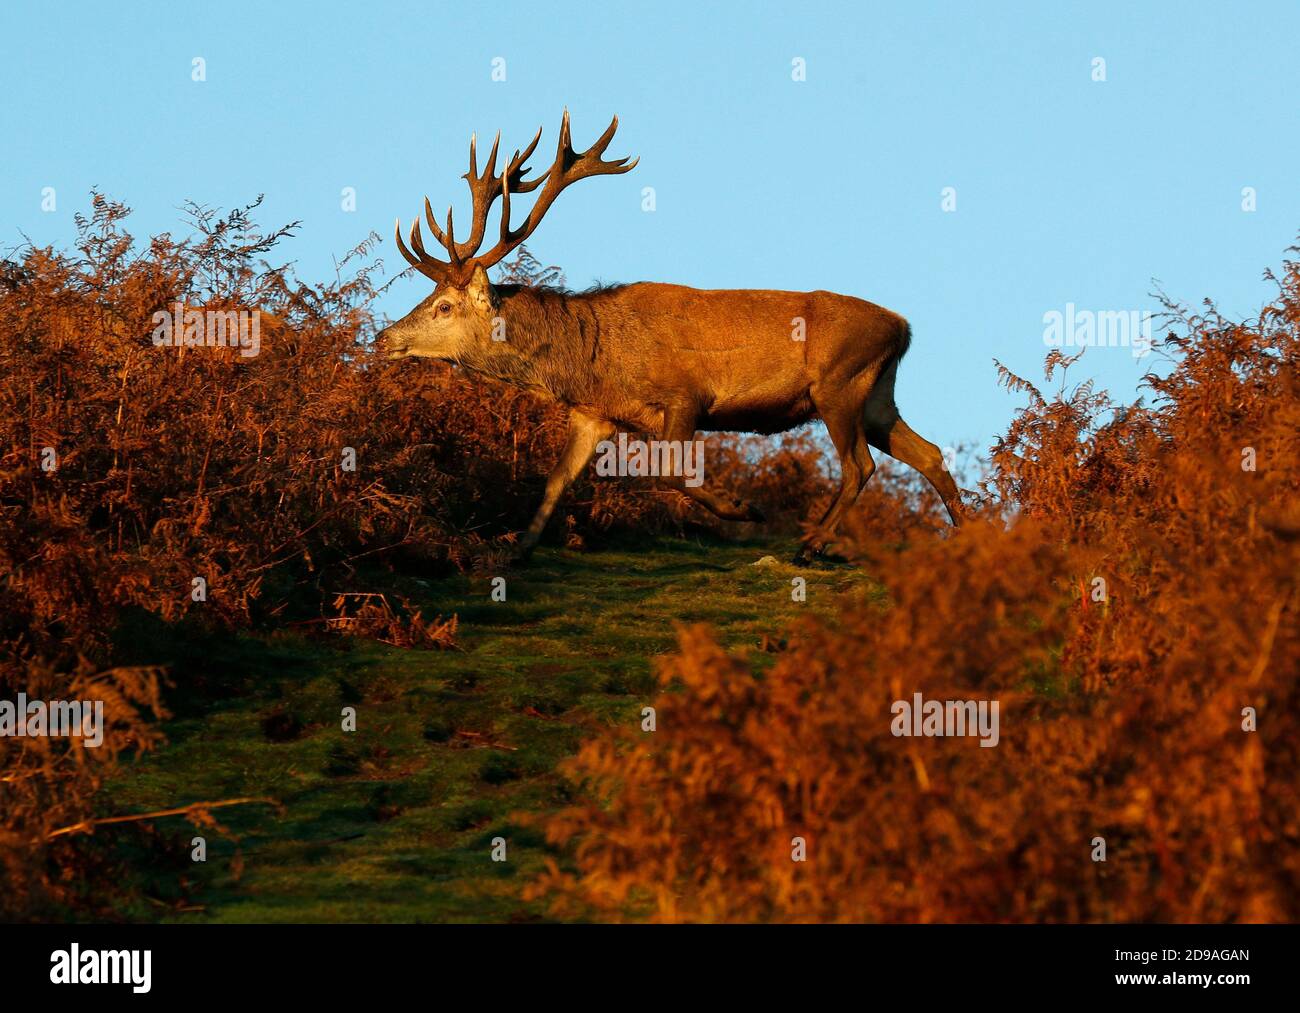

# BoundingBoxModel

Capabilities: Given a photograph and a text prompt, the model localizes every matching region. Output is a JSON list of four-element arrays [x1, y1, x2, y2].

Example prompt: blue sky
[[2, 1, 1298, 458]]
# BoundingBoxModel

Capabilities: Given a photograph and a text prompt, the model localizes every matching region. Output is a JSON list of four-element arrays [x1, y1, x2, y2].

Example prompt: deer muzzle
[[377, 325, 410, 359]]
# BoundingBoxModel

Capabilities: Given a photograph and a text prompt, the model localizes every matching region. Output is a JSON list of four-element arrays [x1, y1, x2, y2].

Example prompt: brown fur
[[382, 268, 962, 559]]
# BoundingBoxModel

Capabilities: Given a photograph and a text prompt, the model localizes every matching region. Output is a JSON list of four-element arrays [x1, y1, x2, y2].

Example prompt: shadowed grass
[[102, 535, 878, 923]]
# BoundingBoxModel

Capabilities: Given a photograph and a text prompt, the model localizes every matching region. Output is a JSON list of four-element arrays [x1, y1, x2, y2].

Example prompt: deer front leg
[[517, 410, 615, 559], [658, 405, 765, 522]]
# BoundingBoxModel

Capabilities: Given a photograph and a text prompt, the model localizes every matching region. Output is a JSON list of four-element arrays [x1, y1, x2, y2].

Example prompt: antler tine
[[505, 125, 547, 195], [448, 129, 507, 262], [499, 170, 512, 244], [445, 205, 462, 270], [519, 124, 543, 164], [556, 107, 574, 164], [407, 218, 433, 260], [397, 112, 636, 284], [585, 114, 639, 170], [393, 217, 418, 267], [394, 216, 449, 284], [464, 111, 638, 273], [466, 130, 503, 184], [588, 114, 617, 155], [423, 196, 447, 247]]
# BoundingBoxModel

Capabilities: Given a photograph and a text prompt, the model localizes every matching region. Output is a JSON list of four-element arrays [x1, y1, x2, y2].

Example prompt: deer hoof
[[793, 539, 839, 566]]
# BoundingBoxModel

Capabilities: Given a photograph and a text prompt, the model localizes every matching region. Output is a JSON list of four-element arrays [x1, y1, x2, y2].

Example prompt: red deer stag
[[382, 111, 962, 561]]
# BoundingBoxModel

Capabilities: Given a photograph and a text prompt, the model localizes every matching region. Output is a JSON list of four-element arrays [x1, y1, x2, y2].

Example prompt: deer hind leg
[[795, 386, 876, 563], [518, 409, 615, 558], [657, 406, 765, 522], [862, 363, 962, 525]]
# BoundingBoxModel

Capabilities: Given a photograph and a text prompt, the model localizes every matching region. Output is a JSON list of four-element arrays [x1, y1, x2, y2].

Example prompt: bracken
[[528, 241, 1300, 923]]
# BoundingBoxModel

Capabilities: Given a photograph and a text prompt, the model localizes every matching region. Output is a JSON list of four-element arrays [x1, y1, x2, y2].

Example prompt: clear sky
[[2, 1, 1297, 457]]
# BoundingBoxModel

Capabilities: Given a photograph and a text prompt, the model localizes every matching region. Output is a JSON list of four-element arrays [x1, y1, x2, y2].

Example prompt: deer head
[[381, 110, 637, 362]]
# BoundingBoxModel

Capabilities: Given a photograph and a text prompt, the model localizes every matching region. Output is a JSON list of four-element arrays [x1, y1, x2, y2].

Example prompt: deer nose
[[377, 326, 408, 358]]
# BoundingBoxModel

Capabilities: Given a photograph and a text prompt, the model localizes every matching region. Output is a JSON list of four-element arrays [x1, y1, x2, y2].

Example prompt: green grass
[[103, 535, 877, 922]]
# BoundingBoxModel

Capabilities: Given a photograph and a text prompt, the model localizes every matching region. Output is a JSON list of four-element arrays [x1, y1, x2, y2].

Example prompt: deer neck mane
[[457, 285, 602, 405]]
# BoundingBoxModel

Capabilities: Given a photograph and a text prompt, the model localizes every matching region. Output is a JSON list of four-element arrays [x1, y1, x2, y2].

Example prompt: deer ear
[[466, 265, 496, 310]]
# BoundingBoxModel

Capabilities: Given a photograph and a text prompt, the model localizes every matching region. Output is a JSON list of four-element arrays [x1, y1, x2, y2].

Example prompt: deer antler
[[394, 110, 637, 285]]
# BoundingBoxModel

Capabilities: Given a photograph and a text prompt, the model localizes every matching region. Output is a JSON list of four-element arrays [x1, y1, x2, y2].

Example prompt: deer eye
[[435, 302, 452, 316]]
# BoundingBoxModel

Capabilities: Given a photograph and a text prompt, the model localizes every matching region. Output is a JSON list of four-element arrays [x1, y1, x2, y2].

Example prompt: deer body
[[383, 113, 962, 560], [445, 282, 897, 433]]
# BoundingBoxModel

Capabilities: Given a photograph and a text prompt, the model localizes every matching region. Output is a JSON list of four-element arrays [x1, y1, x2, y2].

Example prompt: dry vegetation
[[4, 195, 1296, 922], [0, 196, 829, 918], [529, 248, 1300, 922]]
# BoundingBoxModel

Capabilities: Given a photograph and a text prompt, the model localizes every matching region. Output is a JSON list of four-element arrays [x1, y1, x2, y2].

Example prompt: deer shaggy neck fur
[[463, 284, 630, 407]]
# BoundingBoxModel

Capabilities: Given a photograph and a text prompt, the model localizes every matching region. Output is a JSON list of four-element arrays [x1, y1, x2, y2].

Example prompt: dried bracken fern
[[529, 241, 1300, 923], [0, 194, 830, 916]]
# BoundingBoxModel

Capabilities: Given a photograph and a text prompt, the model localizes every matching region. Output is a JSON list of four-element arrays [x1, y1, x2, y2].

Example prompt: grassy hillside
[[102, 536, 876, 922]]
